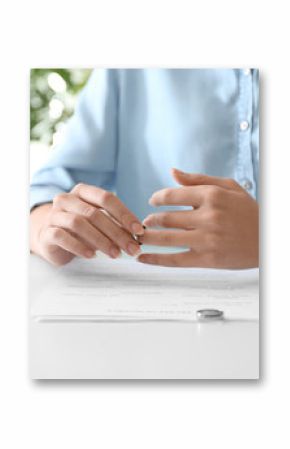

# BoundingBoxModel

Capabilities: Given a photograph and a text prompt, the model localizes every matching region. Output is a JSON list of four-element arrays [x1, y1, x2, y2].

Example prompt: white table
[[29, 255, 259, 379]]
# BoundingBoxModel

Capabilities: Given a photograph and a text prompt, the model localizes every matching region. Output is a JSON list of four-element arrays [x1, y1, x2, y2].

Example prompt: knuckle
[[83, 206, 98, 221], [71, 183, 84, 195], [205, 186, 221, 204], [50, 227, 64, 242], [69, 214, 82, 230], [53, 193, 67, 207], [99, 190, 114, 205]]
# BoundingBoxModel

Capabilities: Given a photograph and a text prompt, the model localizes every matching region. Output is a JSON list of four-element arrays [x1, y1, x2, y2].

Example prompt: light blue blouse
[[30, 69, 259, 220]]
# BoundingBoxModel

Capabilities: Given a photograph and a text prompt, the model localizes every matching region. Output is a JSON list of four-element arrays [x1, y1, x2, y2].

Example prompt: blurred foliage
[[30, 69, 92, 145]]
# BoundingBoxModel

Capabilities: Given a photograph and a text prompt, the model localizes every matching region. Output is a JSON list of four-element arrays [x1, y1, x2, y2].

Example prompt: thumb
[[171, 168, 241, 190], [171, 168, 206, 186]]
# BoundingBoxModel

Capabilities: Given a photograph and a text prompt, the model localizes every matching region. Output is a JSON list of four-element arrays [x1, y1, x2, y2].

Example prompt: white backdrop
[[0, 1, 289, 448]]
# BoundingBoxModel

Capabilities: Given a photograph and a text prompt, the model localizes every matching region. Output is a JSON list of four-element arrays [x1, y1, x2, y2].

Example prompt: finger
[[149, 186, 202, 207], [53, 194, 141, 256], [143, 210, 202, 230], [53, 192, 96, 214], [69, 230, 96, 251], [49, 211, 121, 259], [137, 250, 201, 267], [87, 209, 142, 256], [139, 228, 194, 247], [71, 184, 144, 236], [43, 227, 95, 259], [171, 168, 241, 191]]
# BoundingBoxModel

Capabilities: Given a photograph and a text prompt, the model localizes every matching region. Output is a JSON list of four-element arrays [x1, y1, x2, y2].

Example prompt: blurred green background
[[30, 69, 92, 146], [30, 68, 92, 179]]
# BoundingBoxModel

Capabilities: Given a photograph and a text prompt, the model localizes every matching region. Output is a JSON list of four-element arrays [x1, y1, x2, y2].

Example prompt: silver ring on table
[[196, 309, 224, 321]]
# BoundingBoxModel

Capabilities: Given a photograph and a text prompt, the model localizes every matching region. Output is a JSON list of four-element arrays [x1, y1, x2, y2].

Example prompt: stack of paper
[[30, 251, 259, 322]]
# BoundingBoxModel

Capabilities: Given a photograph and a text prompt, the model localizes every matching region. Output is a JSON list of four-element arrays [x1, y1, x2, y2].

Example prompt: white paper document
[[31, 252, 259, 322]]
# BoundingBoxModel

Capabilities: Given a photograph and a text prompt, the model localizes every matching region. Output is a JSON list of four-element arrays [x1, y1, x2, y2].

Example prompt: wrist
[[30, 203, 52, 255]]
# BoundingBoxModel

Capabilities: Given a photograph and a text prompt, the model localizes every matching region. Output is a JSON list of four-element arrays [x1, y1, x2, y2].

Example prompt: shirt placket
[[237, 68, 256, 197]]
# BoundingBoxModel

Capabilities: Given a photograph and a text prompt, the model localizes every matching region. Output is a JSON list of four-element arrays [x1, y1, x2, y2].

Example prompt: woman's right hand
[[30, 183, 145, 266]]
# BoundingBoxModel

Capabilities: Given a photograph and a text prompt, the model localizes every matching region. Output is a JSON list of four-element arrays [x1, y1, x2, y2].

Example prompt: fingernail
[[85, 250, 95, 258], [142, 217, 151, 226], [110, 247, 120, 259], [173, 168, 186, 176], [131, 222, 144, 235], [127, 242, 141, 256]]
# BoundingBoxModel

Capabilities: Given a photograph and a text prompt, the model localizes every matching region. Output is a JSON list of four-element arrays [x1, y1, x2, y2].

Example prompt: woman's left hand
[[137, 169, 259, 269]]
